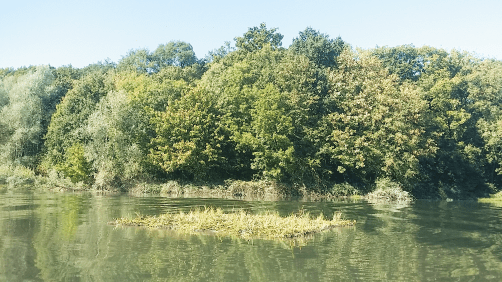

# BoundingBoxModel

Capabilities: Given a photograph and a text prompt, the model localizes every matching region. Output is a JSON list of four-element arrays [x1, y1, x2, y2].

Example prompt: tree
[[152, 41, 199, 68], [117, 48, 155, 74], [321, 49, 433, 187], [42, 69, 113, 173], [56, 142, 91, 183], [468, 60, 502, 184], [245, 84, 296, 179], [118, 41, 200, 74], [205, 41, 235, 63], [413, 50, 491, 197], [149, 87, 229, 180], [372, 45, 450, 82], [235, 23, 283, 53], [85, 90, 146, 186], [199, 44, 287, 179], [0, 65, 59, 167], [290, 27, 345, 68]]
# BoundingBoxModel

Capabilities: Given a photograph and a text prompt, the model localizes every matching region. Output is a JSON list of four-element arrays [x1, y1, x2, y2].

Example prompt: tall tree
[[320, 49, 433, 187], [152, 41, 199, 68], [42, 69, 113, 178], [235, 23, 283, 53], [0, 65, 59, 167], [290, 27, 345, 68], [118, 41, 200, 74], [149, 87, 229, 180]]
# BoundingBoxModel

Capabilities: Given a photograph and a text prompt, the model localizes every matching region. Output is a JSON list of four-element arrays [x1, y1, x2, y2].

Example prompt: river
[[1, 190, 502, 281]]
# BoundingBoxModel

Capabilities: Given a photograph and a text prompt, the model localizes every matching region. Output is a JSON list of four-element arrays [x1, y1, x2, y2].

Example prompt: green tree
[[149, 87, 229, 180], [85, 90, 146, 186], [152, 41, 199, 68], [205, 41, 235, 63], [56, 142, 91, 183], [468, 60, 502, 185], [42, 69, 113, 173], [117, 48, 154, 74], [321, 49, 433, 187], [413, 50, 491, 197], [83, 70, 191, 184], [372, 45, 449, 82], [0, 65, 60, 167], [235, 23, 283, 53], [199, 44, 287, 179], [118, 41, 200, 74], [290, 27, 345, 68]]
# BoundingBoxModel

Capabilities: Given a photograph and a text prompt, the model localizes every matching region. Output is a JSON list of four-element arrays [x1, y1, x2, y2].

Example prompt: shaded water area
[[1, 190, 502, 281]]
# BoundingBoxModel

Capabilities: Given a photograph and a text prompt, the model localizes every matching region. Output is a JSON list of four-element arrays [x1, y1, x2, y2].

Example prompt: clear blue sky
[[1, 0, 501, 69]]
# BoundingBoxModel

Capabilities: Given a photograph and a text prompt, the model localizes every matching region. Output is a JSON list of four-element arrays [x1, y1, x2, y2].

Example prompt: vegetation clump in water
[[111, 208, 355, 240]]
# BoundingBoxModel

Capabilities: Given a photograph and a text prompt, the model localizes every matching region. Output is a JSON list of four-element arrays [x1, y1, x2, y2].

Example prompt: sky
[[1, 0, 501, 69]]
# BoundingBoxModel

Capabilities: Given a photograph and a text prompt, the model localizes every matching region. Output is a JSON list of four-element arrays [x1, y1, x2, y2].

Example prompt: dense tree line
[[1, 24, 502, 198]]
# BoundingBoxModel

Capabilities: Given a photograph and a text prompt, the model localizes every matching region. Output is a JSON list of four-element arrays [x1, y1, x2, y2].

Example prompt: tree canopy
[[1, 24, 502, 199]]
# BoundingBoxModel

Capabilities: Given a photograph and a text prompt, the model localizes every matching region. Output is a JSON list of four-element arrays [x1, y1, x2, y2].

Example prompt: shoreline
[[1, 164, 476, 201]]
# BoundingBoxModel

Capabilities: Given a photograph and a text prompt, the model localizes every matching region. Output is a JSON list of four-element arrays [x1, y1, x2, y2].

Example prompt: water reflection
[[1, 191, 502, 281]]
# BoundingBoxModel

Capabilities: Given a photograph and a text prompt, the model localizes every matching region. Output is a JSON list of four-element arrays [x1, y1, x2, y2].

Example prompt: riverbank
[[110, 207, 355, 242], [0, 164, 413, 201], [478, 191, 502, 203]]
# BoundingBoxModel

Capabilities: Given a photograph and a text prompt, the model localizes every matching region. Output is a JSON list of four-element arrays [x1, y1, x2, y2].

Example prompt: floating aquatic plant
[[111, 207, 355, 241]]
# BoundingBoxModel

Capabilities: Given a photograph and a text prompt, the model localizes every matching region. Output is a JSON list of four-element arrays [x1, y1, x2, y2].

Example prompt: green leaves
[[235, 23, 284, 53], [56, 142, 91, 184], [1, 24, 500, 197], [290, 27, 345, 68], [0, 65, 58, 167], [42, 69, 112, 170], [153, 41, 198, 68], [118, 41, 200, 74], [149, 88, 228, 180], [322, 49, 431, 186]]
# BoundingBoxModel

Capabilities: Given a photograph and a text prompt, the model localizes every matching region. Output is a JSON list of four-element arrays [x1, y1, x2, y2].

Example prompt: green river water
[[1, 190, 502, 281]]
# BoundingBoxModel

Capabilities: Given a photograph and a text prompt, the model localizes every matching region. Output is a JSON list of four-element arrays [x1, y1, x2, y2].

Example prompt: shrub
[[329, 182, 360, 197], [366, 178, 413, 201]]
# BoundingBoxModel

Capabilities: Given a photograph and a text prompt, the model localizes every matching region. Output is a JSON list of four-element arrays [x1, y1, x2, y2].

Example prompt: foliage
[[206, 41, 235, 62], [149, 87, 229, 180], [320, 49, 433, 186], [117, 41, 200, 74], [329, 182, 360, 197], [2, 24, 502, 198], [152, 41, 199, 68], [0, 164, 37, 187], [412, 50, 494, 197], [0, 65, 61, 167], [235, 23, 284, 53], [365, 177, 413, 201], [290, 27, 345, 68], [85, 90, 145, 187], [56, 142, 91, 184], [41, 69, 113, 172]]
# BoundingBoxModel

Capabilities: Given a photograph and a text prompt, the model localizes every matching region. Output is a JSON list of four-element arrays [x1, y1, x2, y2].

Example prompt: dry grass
[[111, 207, 355, 241]]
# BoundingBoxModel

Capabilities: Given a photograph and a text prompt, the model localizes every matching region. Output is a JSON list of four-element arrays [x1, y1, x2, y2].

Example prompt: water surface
[[1, 190, 502, 281]]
